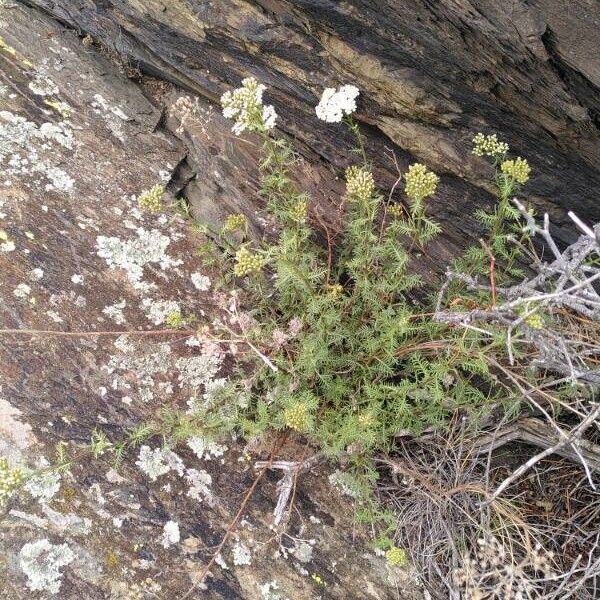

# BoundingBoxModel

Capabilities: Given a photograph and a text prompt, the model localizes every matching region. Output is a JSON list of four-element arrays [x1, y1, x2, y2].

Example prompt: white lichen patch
[[186, 435, 227, 460], [102, 299, 127, 324], [24, 466, 61, 504], [91, 94, 130, 121], [292, 541, 314, 564], [103, 338, 172, 403], [40, 505, 92, 535], [0, 396, 36, 463], [46, 310, 63, 323], [231, 541, 252, 566], [96, 228, 182, 289], [28, 75, 59, 97], [13, 283, 31, 298], [190, 272, 211, 291], [328, 469, 361, 498], [0, 110, 75, 192], [185, 467, 214, 505], [136, 445, 184, 481], [215, 553, 229, 570], [176, 352, 224, 390], [141, 298, 181, 325], [260, 581, 286, 600], [161, 520, 180, 548], [19, 538, 75, 595], [109, 579, 162, 600]]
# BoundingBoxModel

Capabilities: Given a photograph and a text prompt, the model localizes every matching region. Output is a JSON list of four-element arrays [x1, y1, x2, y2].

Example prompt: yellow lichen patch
[[105, 550, 119, 570], [44, 100, 72, 118], [0, 37, 17, 57]]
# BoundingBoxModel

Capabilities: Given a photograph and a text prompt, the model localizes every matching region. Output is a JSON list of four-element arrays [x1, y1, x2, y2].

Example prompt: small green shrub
[[187, 79, 532, 501]]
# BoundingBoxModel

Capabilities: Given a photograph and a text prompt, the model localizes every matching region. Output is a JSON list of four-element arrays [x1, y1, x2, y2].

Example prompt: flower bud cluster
[[289, 199, 308, 222], [385, 546, 408, 567], [501, 157, 531, 184], [404, 163, 439, 201], [345, 165, 375, 200], [284, 402, 309, 431], [0, 457, 24, 508], [138, 184, 165, 214], [234, 247, 263, 276], [472, 133, 509, 158], [224, 213, 247, 232]]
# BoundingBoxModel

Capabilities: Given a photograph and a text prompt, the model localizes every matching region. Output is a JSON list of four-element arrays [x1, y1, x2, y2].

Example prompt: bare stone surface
[[0, 4, 419, 599]]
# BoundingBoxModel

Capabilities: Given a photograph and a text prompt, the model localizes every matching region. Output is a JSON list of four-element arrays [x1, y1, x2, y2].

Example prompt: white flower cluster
[[19, 539, 75, 595], [221, 77, 277, 136], [315, 84, 359, 123]]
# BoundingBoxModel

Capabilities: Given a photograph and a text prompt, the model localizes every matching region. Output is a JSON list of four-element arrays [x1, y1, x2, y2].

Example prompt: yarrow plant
[[182, 79, 542, 541], [456, 132, 532, 282], [37, 74, 596, 600]]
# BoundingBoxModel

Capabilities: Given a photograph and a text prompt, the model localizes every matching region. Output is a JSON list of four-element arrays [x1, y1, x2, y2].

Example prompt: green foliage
[[194, 108, 529, 517], [455, 137, 533, 283]]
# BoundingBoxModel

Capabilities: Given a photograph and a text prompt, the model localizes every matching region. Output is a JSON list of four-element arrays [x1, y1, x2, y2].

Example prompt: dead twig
[[254, 454, 322, 525]]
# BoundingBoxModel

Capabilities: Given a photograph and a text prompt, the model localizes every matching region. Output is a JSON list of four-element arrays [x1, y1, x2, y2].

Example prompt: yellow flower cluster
[[358, 412, 375, 428], [387, 204, 404, 218], [525, 312, 543, 329], [290, 200, 308, 222], [404, 163, 439, 201], [385, 546, 408, 567], [325, 283, 343, 296], [501, 157, 531, 184], [472, 133, 509, 158], [284, 402, 309, 431], [234, 247, 263, 276], [223, 213, 247, 232], [0, 457, 24, 508], [138, 184, 165, 214], [165, 310, 186, 329], [345, 165, 375, 200]]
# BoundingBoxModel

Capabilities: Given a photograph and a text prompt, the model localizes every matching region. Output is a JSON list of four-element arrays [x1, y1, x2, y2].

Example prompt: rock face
[[21, 0, 600, 258], [0, 4, 418, 599], [1, 1, 599, 598]]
